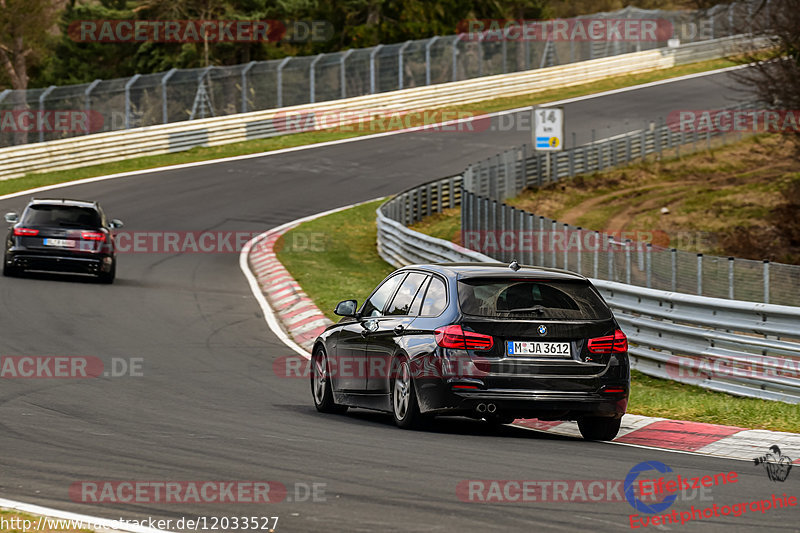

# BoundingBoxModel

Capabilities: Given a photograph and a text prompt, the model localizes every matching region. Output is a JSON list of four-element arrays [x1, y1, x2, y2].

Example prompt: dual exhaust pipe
[[476, 403, 497, 414]]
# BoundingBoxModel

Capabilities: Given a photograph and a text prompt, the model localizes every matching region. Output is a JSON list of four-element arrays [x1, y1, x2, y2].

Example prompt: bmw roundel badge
[[537, 325, 547, 336]]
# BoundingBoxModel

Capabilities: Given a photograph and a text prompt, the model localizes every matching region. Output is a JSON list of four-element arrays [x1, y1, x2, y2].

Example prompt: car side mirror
[[109, 219, 124, 229], [334, 299, 358, 317], [4, 212, 18, 224]]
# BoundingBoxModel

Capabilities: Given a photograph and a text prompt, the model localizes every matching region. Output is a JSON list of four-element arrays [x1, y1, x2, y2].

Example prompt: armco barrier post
[[764, 260, 770, 304], [340, 49, 354, 99], [398, 41, 412, 89], [370, 45, 383, 93], [123, 75, 140, 129], [671, 248, 678, 291], [729, 257, 735, 299], [241, 62, 256, 113], [309, 54, 324, 104], [276, 57, 291, 108], [625, 239, 632, 284], [38, 86, 55, 142], [697, 253, 703, 295], [425, 36, 439, 86], [85, 79, 101, 133], [452, 35, 463, 82], [646, 243, 652, 288], [161, 69, 176, 123]]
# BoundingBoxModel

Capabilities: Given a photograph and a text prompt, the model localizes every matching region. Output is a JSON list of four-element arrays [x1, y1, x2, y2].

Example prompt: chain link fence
[[0, 1, 761, 148], [458, 103, 800, 306]]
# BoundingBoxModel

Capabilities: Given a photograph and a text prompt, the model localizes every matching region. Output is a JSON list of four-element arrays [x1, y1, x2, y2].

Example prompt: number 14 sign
[[532, 107, 564, 151]]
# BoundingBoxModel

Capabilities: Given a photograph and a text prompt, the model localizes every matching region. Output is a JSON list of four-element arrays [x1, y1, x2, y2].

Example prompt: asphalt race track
[[1, 70, 795, 532]]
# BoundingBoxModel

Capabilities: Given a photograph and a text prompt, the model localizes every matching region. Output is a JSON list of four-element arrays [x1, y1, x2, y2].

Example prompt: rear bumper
[[416, 381, 628, 419], [6, 251, 113, 274]]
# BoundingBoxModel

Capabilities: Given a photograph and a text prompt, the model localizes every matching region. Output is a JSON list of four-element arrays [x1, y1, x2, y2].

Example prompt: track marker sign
[[532, 107, 564, 151]]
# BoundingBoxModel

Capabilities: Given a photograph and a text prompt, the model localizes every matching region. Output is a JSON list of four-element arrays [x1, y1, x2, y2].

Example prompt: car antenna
[[509, 260, 521, 271]]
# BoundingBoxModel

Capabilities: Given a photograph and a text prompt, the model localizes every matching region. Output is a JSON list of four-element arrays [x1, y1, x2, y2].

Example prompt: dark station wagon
[[311, 262, 630, 441]]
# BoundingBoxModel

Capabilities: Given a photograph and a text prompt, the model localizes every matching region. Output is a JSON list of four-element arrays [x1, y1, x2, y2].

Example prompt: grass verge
[[274, 200, 800, 432], [412, 134, 800, 263], [2, 56, 741, 198]]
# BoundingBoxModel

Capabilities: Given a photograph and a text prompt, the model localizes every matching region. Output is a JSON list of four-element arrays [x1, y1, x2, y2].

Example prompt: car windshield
[[22, 205, 101, 228], [457, 277, 612, 320]]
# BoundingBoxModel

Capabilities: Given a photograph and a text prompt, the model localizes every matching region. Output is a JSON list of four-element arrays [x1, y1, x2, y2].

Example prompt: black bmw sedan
[[3, 198, 123, 283], [311, 262, 629, 441]]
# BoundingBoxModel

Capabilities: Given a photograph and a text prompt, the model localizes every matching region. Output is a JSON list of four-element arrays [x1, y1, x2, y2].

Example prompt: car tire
[[310, 346, 347, 414], [392, 357, 422, 429], [97, 260, 116, 284], [578, 416, 621, 441]]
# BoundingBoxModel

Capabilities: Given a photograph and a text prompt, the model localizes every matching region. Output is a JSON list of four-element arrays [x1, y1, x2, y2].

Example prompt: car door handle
[[394, 325, 405, 335]]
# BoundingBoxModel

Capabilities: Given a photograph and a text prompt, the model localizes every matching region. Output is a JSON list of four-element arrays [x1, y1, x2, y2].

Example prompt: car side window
[[420, 277, 447, 316], [385, 273, 428, 316], [361, 274, 404, 318]]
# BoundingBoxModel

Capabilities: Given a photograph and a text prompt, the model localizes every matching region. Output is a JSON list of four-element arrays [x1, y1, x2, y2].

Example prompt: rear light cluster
[[434, 325, 494, 351], [80, 231, 105, 241], [13, 228, 39, 236], [587, 329, 628, 354]]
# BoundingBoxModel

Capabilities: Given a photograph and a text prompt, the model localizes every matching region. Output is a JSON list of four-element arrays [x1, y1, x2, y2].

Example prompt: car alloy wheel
[[392, 358, 421, 429], [310, 347, 347, 414]]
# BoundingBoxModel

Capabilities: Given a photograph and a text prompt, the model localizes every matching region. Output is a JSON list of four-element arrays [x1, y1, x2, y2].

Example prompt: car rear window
[[457, 278, 612, 320], [23, 205, 101, 228]]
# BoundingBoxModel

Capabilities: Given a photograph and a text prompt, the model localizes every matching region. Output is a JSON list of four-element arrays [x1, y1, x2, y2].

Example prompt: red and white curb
[[241, 206, 800, 463], [247, 225, 333, 355], [516, 415, 800, 462]]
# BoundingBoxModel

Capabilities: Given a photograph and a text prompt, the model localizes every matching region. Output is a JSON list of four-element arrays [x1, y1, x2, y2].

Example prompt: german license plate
[[507, 341, 571, 357], [44, 238, 75, 248]]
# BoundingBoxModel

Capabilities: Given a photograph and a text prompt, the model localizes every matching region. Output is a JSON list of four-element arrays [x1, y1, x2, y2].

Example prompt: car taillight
[[13, 228, 39, 236], [80, 231, 105, 241], [587, 329, 628, 354], [434, 325, 494, 351]]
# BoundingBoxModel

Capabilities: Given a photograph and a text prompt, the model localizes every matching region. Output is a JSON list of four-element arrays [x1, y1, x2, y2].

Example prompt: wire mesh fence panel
[[280, 56, 315, 107], [38, 84, 92, 142], [374, 43, 403, 93], [770, 263, 800, 307], [344, 48, 374, 98], [401, 40, 429, 89], [732, 258, 768, 302], [246, 61, 280, 112], [427, 37, 456, 85], [208, 65, 246, 116], [313, 52, 346, 103]]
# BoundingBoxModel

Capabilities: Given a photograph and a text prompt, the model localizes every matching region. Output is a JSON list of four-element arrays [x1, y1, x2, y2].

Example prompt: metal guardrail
[[376, 107, 800, 403], [456, 98, 800, 308], [0, 2, 756, 148], [377, 199, 800, 404], [0, 35, 753, 180]]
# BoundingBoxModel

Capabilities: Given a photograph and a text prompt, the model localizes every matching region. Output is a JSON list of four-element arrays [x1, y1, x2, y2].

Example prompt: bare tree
[[0, 0, 60, 90], [733, 0, 800, 115]]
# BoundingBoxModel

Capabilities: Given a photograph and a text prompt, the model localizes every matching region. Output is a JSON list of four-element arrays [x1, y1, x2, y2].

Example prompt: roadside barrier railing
[[0, 35, 756, 180]]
